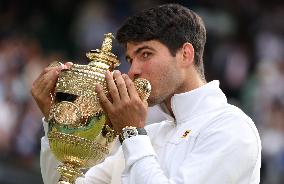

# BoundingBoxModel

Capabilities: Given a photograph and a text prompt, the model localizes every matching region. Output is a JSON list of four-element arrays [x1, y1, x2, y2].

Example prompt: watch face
[[123, 128, 138, 139]]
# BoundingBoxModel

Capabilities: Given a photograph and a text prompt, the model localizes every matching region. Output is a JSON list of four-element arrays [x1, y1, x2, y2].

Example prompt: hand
[[95, 70, 148, 133], [30, 62, 73, 119]]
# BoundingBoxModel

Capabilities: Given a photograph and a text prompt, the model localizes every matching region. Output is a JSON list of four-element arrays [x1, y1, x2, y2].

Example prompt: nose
[[127, 61, 142, 80]]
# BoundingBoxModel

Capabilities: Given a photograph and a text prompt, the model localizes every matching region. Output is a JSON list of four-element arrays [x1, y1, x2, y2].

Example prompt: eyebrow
[[125, 45, 155, 62]]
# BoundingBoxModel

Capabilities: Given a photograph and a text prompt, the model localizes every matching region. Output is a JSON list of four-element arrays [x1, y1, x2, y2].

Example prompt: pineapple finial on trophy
[[86, 33, 120, 70], [101, 33, 114, 53]]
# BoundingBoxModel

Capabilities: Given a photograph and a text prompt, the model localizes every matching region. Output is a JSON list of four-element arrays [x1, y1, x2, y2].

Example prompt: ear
[[179, 42, 194, 67]]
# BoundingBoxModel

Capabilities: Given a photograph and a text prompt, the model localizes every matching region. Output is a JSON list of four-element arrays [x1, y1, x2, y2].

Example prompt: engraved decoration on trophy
[[47, 33, 151, 184]]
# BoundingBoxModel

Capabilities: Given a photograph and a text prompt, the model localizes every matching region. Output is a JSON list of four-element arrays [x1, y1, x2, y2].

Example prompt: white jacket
[[41, 80, 261, 184]]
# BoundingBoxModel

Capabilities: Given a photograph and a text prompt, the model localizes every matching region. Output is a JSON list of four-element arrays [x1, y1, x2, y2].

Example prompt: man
[[32, 4, 261, 184]]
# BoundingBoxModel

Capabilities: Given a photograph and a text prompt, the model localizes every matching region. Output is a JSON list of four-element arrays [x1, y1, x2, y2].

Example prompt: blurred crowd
[[0, 0, 283, 183]]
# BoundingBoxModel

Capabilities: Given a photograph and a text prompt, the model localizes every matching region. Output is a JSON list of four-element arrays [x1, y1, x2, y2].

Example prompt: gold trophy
[[47, 33, 151, 184]]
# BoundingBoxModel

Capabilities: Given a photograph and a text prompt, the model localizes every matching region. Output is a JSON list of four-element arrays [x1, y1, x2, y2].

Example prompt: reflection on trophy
[[47, 33, 151, 184]]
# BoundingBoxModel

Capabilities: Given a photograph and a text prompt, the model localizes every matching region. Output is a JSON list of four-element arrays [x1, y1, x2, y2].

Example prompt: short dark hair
[[116, 4, 207, 79]]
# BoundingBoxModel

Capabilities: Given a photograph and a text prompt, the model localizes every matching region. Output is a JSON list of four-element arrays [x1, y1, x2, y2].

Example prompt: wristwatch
[[119, 126, 147, 144]]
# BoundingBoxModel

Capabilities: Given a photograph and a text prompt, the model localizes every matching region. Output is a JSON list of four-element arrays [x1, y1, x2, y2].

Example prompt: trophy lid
[[86, 33, 120, 70], [55, 33, 120, 97]]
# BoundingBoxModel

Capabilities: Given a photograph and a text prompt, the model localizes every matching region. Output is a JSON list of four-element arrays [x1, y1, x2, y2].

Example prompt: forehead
[[125, 40, 166, 56]]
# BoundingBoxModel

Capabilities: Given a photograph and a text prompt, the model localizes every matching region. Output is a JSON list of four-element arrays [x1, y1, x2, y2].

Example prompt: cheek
[[141, 57, 178, 90], [142, 59, 168, 75], [145, 65, 169, 91], [142, 62, 166, 82]]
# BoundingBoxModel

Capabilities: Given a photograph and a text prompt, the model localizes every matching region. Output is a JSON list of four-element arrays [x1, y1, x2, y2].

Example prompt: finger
[[65, 62, 74, 69], [40, 70, 60, 95], [122, 74, 140, 99], [113, 70, 130, 101], [33, 68, 59, 93], [33, 70, 59, 104], [37, 64, 64, 83], [95, 83, 113, 112], [35, 63, 67, 89], [35, 67, 55, 84], [31, 69, 60, 118], [105, 70, 120, 102]]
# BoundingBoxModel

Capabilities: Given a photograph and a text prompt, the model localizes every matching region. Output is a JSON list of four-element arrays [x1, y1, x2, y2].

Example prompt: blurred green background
[[0, 0, 283, 183]]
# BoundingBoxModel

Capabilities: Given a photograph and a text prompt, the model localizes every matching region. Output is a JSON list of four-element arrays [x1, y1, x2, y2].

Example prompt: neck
[[164, 75, 205, 118]]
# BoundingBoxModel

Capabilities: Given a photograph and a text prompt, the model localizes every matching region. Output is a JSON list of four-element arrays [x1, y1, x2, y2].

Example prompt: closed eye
[[125, 56, 133, 64]]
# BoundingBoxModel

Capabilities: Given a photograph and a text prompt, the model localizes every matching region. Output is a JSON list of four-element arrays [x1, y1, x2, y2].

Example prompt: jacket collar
[[156, 80, 227, 124]]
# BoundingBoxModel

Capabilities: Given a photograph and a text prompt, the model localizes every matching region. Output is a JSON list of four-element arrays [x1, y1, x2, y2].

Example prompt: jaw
[[147, 90, 172, 108], [147, 95, 161, 107]]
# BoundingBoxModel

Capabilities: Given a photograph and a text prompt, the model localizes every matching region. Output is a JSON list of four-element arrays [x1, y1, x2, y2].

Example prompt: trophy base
[[58, 182, 72, 184], [57, 163, 84, 184]]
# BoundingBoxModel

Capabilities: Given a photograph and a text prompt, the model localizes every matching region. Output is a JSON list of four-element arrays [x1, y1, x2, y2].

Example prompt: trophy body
[[47, 33, 151, 184]]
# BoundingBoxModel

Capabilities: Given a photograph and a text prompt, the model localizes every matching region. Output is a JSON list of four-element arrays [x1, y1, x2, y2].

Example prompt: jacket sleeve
[[121, 115, 261, 184]]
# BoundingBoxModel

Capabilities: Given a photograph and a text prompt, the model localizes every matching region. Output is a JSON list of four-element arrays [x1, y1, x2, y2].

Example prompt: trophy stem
[[57, 163, 84, 184]]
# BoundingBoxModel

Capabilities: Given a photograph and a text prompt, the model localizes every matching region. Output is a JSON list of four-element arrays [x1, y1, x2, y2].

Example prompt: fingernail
[[114, 70, 121, 75], [95, 84, 102, 92], [122, 74, 127, 79], [105, 71, 110, 78], [60, 63, 64, 68]]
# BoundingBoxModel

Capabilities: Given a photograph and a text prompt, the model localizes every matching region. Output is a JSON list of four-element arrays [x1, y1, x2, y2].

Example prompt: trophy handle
[[133, 78, 151, 101]]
